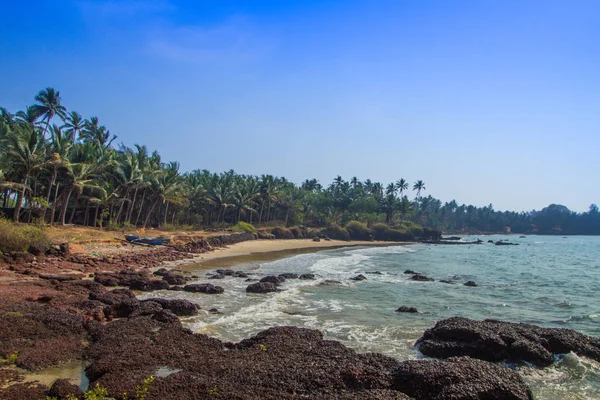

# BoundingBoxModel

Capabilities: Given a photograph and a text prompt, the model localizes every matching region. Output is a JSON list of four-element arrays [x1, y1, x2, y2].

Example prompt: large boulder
[[129, 278, 170, 291], [46, 378, 84, 399], [416, 317, 600, 367], [260, 275, 286, 286], [393, 356, 534, 400], [162, 274, 188, 285], [183, 283, 224, 294], [143, 298, 200, 316], [246, 282, 279, 293], [411, 274, 434, 282], [299, 273, 316, 280]]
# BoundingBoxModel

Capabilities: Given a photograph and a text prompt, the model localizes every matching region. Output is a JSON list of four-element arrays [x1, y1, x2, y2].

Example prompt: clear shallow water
[[141, 235, 600, 399]]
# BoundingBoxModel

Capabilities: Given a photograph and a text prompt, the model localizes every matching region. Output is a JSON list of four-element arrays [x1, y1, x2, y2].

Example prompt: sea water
[[141, 235, 600, 399]]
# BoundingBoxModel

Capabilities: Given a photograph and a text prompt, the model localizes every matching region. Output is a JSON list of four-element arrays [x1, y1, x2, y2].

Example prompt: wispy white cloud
[[145, 15, 274, 64]]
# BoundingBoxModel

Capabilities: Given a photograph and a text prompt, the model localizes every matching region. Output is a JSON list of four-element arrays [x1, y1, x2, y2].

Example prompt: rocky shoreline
[[0, 235, 598, 399]]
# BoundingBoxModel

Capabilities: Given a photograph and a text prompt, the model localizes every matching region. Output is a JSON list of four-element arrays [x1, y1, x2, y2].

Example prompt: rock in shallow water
[[246, 282, 279, 293], [260, 275, 286, 286], [411, 274, 434, 282], [183, 283, 224, 294], [396, 306, 418, 313], [416, 316, 600, 367]]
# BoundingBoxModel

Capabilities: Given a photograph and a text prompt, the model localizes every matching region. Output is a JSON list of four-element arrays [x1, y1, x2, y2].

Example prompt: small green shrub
[[371, 223, 390, 241], [271, 226, 294, 239], [0, 218, 51, 254], [232, 221, 257, 234], [321, 224, 350, 241], [345, 221, 373, 240], [386, 228, 414, 242]]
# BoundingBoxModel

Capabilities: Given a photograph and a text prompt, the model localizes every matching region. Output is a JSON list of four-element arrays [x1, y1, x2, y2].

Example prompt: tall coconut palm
[[16, 106, 42, 128], [3, 125, 46, 221], [62, 111, 85, 142], [413, 180, 426, 199], [31, 88, 67, 137], [396, 178, 408, 197]]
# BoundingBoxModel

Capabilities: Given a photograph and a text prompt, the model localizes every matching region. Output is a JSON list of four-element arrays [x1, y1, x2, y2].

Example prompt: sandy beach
[[161, 239, 411, 270]]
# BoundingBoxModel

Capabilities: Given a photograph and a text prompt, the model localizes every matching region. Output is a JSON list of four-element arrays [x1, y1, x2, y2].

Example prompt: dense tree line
[[0, 88, 598, 235]]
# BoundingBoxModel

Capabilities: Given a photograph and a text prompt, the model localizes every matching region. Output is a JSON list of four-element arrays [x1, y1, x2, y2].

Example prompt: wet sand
[[166, 239, 410, 270]]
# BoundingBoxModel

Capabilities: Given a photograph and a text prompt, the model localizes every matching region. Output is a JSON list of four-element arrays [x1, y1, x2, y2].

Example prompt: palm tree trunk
[[84, 200, 90, 226], [42, 170, 57, 222], [93, 203, 99, 228], [115, 199, 125, 224], [127, 187, 138, 223], [143, 198, 160, 228], [171, 208, 176, 225], [164, 201, 169, 226], [60, 188, 73, 225], [50, 182, 60, 225], [135, 190, 146, 226], [68, 191, 80, 225], [13, 173, 29, 222], [258, 202, 264, 225]]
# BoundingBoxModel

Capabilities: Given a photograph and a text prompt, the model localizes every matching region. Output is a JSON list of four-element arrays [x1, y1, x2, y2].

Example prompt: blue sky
[[1, 0, 599, 212]]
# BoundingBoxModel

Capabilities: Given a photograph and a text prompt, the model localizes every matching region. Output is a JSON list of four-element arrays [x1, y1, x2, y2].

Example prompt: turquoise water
[[142, 235, 600, 399]]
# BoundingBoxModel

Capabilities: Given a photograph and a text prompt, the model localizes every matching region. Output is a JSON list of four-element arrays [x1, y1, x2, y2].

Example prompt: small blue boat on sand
[[125, 235, 168, 246]]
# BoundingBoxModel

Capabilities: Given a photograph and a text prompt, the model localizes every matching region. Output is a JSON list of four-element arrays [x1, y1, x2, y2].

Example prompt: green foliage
[[232, 221, 257, 234], [159, 223, 195, 232], [345, 221, 373, 240], [321, 224, 350, 241], [209, 389, 220, 396], [0, 218, 50, 254], [289, 226, 304, 239], [271, 226, 294, 239], [259, 343, 267, 352], [371, 223, 390, 241], [134, 375, 155, 400], [84, 383, 108, 400]]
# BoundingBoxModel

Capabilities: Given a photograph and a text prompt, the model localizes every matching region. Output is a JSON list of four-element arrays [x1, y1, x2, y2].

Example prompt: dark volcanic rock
[[393, 356, 534, 400], [233, 271, 249, 278], [439, 280, 454, 284], [350, 274, 367, 281], [183, 283, 224, 294], [130, 278, 170, 291], [278, 273, 299, 279], [216, 269, 235, 276], [416, 316, 600, 367], [143, 298, 199, 316], [208, 274, 225, 280], [129, 301, 164, 318], [246, 282, 279, 293], [411, 274, 434, 282], [260, 275, 285, 286], [162, 274, 188, 285], [366, 271, 383, 275], [464, 281, 479, 287], [396, 306, 418, 313], [404, 270, 420, 275], [153, 268, 171, 276], [299, 273, 315, 280], [320, 280, 342, 286], [46, 378, 85, 399]]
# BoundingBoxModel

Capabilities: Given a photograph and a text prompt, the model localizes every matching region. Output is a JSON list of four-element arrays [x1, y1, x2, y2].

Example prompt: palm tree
[[31, 88, 67, 137], [62, 111, 85, 141], [16, 106, 42, 128], [396, 178, 408, 197], [413, 180, 426, 199], [3, 125, 46, 221]]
